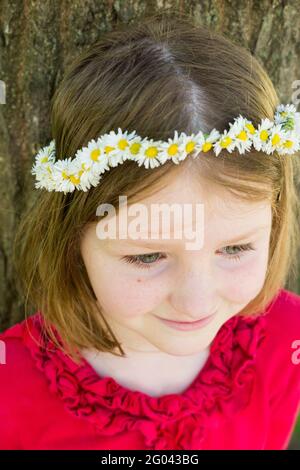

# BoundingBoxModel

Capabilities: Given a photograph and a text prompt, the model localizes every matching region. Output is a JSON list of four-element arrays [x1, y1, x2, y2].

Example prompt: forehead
[[93, 171, 272, 248], [125, 172, 270, 223]]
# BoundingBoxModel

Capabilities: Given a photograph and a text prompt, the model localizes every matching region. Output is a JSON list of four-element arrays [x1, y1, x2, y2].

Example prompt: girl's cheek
[[96, 273, 168, 318], [218, 254, 268, 303], [93, 250, 268, 317]]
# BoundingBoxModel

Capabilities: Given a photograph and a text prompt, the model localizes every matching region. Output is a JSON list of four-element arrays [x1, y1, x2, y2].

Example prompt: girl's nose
[[168, 262, 217, 321]]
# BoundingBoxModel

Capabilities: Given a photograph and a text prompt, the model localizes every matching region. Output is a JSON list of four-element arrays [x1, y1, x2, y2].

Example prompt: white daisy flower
[[213, 128, 236, 156], [187, 129, 221, 158], [32, 148, 56, 191], [276, 103, 297, 114], [32, 141, 56, 171], [79, 172, 102, 192], [274, 103, 298, 132], [115, 128, 138, 162], [264, 124, 287, 155], [75, 139, 110, 175], [227, 115, 254, 154], [274, 103, 297, 121], [135, 138, 163, 169], [47, 139, 56, 156], [33, 163, 56, 191], [98, 128, 137, 167], [34, 178, 52, 191], [125, 135, 144, 161], [252, 118, 274, 152], [31, 160, 49, 178], [277, 131, 300, 155], [188, 130, 205, 155], [51, 158, 83, 193], [71, 158, 102, 192], [205, 128, 221, 142], [180, 131, 204, 156], [157, 130, 188, 165]]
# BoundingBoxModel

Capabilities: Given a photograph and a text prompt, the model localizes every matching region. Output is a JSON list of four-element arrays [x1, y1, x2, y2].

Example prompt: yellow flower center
[[245, 123, 255, 134], [237, 130, 247, 141], [220, 136, 232, 148], [104, 146, 115, 154], [41, 156, 48, 163], [130, 142, 141, 155], [202, 142, 212, 152], [283, 140, 293, 148], [118, 139, 128, 150], [145, 146, 158, 158], [61, 171, 80, 184], [78, 163, 89, 175], [271, 134, 281, 146], [186, 141, 195, 153], [168, 144, 179, 156], [260, 130, 269, 141], [90, 149, 101, 161], [70, 174, 80, 185]]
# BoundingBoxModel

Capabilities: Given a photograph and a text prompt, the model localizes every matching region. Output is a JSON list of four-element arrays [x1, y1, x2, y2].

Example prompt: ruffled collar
[[22, 311, 268, 450]]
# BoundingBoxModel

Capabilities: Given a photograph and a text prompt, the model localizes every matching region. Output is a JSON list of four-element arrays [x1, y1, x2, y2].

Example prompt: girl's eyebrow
[[112, 224, 270, 248], [218, 225, 270, 245]]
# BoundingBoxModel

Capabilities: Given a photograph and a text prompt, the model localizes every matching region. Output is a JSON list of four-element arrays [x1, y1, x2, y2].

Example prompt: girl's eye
[[122, 252, 166, 270], [219, 243, 255, 262], [121, 243, 255, 269]]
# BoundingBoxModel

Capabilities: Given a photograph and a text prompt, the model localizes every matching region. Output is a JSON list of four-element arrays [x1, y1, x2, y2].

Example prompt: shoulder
[[0, 316, 33, 378], [257, 288, 300, 394], [0, 313, 52, 449], [0, 312, 52, 389], [263, 288, 300, 348], [0, 314, 38, 372], [0, 313, 48, 400]]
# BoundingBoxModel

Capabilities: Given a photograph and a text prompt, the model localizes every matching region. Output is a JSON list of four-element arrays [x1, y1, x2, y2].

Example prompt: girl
[[0, 11, 300, 450]]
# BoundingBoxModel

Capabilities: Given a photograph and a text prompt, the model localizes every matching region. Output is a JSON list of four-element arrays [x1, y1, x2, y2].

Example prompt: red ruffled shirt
[[0, 288, 300, 450]]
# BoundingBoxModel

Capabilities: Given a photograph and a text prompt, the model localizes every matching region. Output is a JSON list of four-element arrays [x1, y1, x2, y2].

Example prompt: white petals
[[31, 104, 300, 192]]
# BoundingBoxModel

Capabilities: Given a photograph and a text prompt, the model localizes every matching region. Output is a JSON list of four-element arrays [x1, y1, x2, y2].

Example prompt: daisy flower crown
[[32, 103, 300, 194]]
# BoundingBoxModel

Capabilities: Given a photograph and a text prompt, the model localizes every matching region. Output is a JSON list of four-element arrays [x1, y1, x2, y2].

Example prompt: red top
[[0, 288, 299, 450]]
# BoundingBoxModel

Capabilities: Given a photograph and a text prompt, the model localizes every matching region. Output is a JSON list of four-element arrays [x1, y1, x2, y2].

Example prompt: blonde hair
[[13, 10, 300, 364]]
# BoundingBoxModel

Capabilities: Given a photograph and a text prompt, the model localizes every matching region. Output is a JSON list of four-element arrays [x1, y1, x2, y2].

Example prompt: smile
[[155, 311, 217, 331]]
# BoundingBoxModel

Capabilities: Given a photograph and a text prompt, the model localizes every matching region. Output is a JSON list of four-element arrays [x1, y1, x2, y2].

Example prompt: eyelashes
[[221, 243, 255, 261], [121, 243, 255, 270], [122, 252, 167, 269]]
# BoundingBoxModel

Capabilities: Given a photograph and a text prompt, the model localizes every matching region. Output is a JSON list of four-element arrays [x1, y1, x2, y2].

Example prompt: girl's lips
[[156, 311, 217, 331]]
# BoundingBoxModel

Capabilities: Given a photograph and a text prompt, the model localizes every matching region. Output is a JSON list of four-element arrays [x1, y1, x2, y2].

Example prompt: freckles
[[225, 262, 266, 302]]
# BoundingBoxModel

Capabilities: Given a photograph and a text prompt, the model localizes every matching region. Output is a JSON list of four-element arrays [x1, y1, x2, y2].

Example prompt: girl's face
[[80, 171, 272, 357]]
